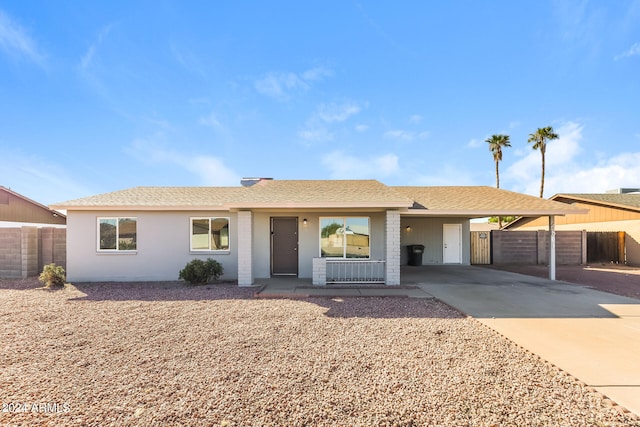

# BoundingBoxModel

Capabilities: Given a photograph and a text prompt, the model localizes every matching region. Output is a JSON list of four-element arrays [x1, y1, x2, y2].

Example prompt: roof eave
[[553, 194, 640, 212], [402, 209, 589, 216]]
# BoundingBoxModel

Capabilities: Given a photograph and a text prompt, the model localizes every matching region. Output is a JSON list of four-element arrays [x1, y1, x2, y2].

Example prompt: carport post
[[549, 215, 556, 280]]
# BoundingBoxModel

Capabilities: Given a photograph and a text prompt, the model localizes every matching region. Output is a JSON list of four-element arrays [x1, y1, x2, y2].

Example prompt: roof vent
[[606, 188, 640, 194], [241, 177, 273, 187]]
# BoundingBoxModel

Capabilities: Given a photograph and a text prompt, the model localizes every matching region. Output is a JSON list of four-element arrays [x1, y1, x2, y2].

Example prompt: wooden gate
[[587, 231, 625, 263], [470, 231, 491, 264]]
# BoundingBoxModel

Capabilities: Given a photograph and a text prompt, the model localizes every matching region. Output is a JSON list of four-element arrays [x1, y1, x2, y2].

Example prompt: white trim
[[96, 216, 137, 253], [189, 216, 231, 252], [319, 216, 371, 259]]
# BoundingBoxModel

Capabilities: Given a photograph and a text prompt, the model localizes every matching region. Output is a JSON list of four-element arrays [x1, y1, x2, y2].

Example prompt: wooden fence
[[471, 230, 628, 265], [587, 231, 625, 263]]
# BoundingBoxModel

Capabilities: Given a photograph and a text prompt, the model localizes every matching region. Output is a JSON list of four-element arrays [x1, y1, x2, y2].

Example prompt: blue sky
[[1, 1, 639, 205]]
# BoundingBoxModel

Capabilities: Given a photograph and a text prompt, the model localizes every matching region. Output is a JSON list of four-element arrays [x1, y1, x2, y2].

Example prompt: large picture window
[[191, 217, 230, 251], [320, 217, 370, 258], [98, 217, 137, 251]]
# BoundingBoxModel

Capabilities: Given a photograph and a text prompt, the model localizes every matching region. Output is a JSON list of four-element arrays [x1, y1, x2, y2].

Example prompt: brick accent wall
[[237, 211, 253, 286], [312, 257, 326, 285], [385, 210, 401, 285]]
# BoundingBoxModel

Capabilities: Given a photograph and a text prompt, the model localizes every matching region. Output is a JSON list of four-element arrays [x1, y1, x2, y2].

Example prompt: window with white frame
[[320, 217, 370, 258], [191, 217, 230, 251], [98, 217, 137, 251]]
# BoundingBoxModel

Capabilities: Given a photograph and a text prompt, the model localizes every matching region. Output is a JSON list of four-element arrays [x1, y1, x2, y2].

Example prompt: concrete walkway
[[410, 266, 640, 417], [254, 276, 432, 298]]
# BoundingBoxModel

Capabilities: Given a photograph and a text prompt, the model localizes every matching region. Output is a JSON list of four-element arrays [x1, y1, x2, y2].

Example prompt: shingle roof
[[241, 180, 414, 207], [51, 187, 248, 209], [553, 193, 640, 211], [51, 180, 414, 210], [51, 181, 587, 216], [394, 186, 587, 216]]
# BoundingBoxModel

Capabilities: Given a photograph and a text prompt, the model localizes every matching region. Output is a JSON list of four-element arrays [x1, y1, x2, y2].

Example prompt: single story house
[[505, 191, 640, 266], [51, 179, 587, 285]]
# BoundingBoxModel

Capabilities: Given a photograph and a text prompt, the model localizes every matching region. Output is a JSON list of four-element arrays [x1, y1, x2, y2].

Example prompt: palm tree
[[486, 134, 511, 189], [528, 126, 559, 198], [486, 134, 511, 228]]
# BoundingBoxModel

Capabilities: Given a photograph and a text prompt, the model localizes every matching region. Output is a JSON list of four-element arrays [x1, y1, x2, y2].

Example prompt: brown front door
[[271, 217, 298, 276]]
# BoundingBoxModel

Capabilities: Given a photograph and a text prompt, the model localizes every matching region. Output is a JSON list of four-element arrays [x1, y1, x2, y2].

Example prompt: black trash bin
[[407, 244, 425, 266]]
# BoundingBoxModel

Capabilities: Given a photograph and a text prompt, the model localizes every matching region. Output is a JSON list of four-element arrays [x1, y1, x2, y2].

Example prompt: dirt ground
[[486, 264, 640, 299]]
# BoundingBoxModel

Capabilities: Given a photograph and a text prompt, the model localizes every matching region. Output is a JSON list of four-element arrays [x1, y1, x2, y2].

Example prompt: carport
[[394, 186, 588, 280]]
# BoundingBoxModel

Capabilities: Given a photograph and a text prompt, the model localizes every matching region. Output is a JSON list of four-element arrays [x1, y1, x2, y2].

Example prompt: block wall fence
[[0, 227, 66, 278]]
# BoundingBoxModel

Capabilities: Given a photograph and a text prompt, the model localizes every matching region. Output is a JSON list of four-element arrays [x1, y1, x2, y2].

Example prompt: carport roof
[[394, 186, 588, 217]]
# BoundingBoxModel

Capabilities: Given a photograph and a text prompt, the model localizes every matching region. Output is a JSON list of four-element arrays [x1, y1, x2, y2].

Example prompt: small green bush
[[39, 263, 66, 287], [179, 258, 224, 284]]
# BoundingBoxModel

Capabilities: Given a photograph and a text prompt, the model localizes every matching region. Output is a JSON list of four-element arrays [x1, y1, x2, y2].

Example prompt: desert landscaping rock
[[1, 279, 638, 426]]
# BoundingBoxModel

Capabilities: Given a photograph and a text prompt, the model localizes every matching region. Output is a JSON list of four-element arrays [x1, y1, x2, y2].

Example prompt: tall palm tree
[[486, 134, 511, 189], [486, 134, 511, 228], [528, 126, 559, 198]]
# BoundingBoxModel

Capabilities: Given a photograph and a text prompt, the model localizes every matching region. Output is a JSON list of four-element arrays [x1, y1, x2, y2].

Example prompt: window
[[191, 217, 230, 251], [320, 217, 370, 258], [98, 217, 137, 251]]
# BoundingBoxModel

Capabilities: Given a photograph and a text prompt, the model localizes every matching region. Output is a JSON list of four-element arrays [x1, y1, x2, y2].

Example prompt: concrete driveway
[[404, 266, 640, 416]]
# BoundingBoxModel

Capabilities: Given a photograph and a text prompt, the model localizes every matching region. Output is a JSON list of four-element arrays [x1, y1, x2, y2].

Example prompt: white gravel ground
[[1, 279, 638, 426]]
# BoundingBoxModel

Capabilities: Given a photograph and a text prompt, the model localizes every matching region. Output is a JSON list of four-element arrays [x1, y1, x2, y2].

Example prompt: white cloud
[[0, 9, 45, 65], [254, 72, 308, 100], [255, 66, 334, 101], [409, 114, 423, 124], [355, 124, 369, 132], [322, 151, 399, 179], [614, 42, 640, 60], [543, 152, 640, 195], [467, 138, 483, 148], [298, 127, 333, 143], [298, 101, 363, 143], [508, 121, 521, 129], [316, 102, 361, 123], [503, 121, 640, 196], [383, 129, 429, 141], [127, 138, 239, 185], [301, 66, 334, 81], [199, 112, 224, 130], [79, 24, 112, 71]]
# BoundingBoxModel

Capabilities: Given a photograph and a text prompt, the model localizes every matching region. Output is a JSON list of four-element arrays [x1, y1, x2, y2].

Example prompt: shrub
[[39, 263, 66, 288], [179, 258, 224, 284]]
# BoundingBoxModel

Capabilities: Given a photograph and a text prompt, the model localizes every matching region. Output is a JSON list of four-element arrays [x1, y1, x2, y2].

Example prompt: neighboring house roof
[[51, 181, 587, 217], [553, 193, 640, 211], [505, 193, 640, 229], [394, 186, 587, 217], [0, 186, 66, 225]]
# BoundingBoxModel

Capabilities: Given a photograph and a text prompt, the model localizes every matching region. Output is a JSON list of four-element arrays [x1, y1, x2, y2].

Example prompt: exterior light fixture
[[405, 225, 411, 232], [303, 218, 308, 225]]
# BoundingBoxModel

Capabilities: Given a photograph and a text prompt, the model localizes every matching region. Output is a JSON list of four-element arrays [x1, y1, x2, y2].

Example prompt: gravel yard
[[1, 279, 638, 426]]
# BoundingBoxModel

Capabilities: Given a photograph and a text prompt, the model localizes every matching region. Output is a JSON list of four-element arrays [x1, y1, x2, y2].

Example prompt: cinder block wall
[[492, 230, 585, 265], [0, 227, 67, 278], [0, 228, 22, 278]]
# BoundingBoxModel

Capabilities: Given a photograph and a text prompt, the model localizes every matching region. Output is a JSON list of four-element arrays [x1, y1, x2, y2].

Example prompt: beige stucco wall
[[400, 217, 471, 265], [66, 211, 239, 282], [252, 211, 387, 279]]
